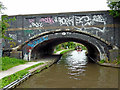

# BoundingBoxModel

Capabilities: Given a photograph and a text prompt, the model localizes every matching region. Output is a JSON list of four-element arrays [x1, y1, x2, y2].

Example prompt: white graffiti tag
[[9, 34, 17, 40], [29, 22, 43, 28], [57, 16, 74, 26], [54, 15, 106, 32], [27, 14, 106, 32], [74, 15, 106, 32], [28, 19, 43, 28]]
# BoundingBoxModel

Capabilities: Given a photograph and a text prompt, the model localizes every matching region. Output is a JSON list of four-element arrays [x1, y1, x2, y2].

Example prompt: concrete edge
[[88, 55, 120, 68], [97, 62, 120, 68]]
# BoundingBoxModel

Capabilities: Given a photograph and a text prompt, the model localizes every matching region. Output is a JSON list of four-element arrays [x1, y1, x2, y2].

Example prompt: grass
[[54, 49, 63, 53], [1, 57, 27, 71], [0, 70, 28, 88], [99, 59, 105, 64], [60, 49, 73, 54], [0, 62, 44, 88]]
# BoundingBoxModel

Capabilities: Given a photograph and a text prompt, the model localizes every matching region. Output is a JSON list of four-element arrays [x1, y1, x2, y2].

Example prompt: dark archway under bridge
[[31, 37, 100, 62]]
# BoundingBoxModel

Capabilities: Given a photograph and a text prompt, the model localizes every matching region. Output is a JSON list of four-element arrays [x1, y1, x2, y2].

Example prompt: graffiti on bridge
[[27, 15, 106, 32], [27, 36, 48, 48], [23, 36, 48, 61], [9, 34, 17, 40]]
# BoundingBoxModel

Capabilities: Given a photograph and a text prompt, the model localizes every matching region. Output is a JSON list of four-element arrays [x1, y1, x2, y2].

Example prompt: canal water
[[17, 50, 118, 88]]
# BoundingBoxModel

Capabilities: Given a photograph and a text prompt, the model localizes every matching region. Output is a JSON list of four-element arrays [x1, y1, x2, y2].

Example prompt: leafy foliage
[[0, 2, 16, 40], [107, 0, 120, 17], [0, 2, 6, 14], [99, 59, 105, 64], [60, 49, 73, 54], [1, 15, 16, 40], [55, 42, 87, 52]]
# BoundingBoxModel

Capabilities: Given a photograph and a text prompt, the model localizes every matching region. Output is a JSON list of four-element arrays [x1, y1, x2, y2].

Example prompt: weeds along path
[[0, 61, 45, 79]]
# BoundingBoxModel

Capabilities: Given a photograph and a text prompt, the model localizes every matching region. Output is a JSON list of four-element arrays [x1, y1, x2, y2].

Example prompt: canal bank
[[1, 55, 62, 89], [97, 62, 120, 68]]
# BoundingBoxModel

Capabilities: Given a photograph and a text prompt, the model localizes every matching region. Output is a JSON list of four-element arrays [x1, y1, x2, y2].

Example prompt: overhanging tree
[[107, 0, 120, 17], [0, 1, 16, 40]]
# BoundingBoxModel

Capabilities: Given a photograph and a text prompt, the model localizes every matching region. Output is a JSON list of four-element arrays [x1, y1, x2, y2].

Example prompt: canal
[[17, 50, 118, 88]]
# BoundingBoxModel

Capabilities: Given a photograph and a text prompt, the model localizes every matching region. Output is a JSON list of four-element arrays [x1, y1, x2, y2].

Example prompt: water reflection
[[66, 50, 87, 65], [63, 50, 87, 80], [17, 50, 118, 88]]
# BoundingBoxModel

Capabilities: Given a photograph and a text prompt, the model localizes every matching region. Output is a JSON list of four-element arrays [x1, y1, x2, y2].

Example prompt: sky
[[1, 0, 110, 16]]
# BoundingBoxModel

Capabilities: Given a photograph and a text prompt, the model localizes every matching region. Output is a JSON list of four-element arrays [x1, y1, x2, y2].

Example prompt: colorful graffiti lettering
[[27, 36, 48, 47], [27, 14, 106, 32], [29, 19, 35, 23], [39, 17, 54, 24], [24, 30, 33, 35]]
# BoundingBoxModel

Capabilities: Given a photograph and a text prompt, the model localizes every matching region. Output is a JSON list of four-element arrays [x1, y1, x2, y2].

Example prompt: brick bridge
[[3, 10, 120, 62]]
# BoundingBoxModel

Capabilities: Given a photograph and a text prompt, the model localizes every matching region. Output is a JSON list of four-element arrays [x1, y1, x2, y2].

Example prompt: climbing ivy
[[0, 2, 16, 40]]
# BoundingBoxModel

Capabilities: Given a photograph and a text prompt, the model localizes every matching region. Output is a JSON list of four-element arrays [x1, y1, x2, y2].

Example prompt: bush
[[99, 59, 105, 64]]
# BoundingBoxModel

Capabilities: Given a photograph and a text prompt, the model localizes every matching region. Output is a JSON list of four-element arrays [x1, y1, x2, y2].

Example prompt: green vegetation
[[1, 57, 27, 71], [0, 2, 6, 13], [0, 62, 44, 88], [111, 56, 120, 65], [0, 2, 16, 40], [0, 69, 28, 88], [36, 69, 41, 73], [99, 59, 105, 64], [54, 42, 87, 53], [60, 49, 74, 54], [107, 0, 120, 17], [25, 62, 44, 70], [1, 15, 16, 40], [116, 56, 120, 64], [99, 56, 120, 65], [45, 65, 49, 68]]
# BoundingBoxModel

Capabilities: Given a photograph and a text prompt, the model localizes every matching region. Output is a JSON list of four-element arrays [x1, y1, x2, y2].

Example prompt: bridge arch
[[16, 30, 112, 62], [31, 37, 100, 62]]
